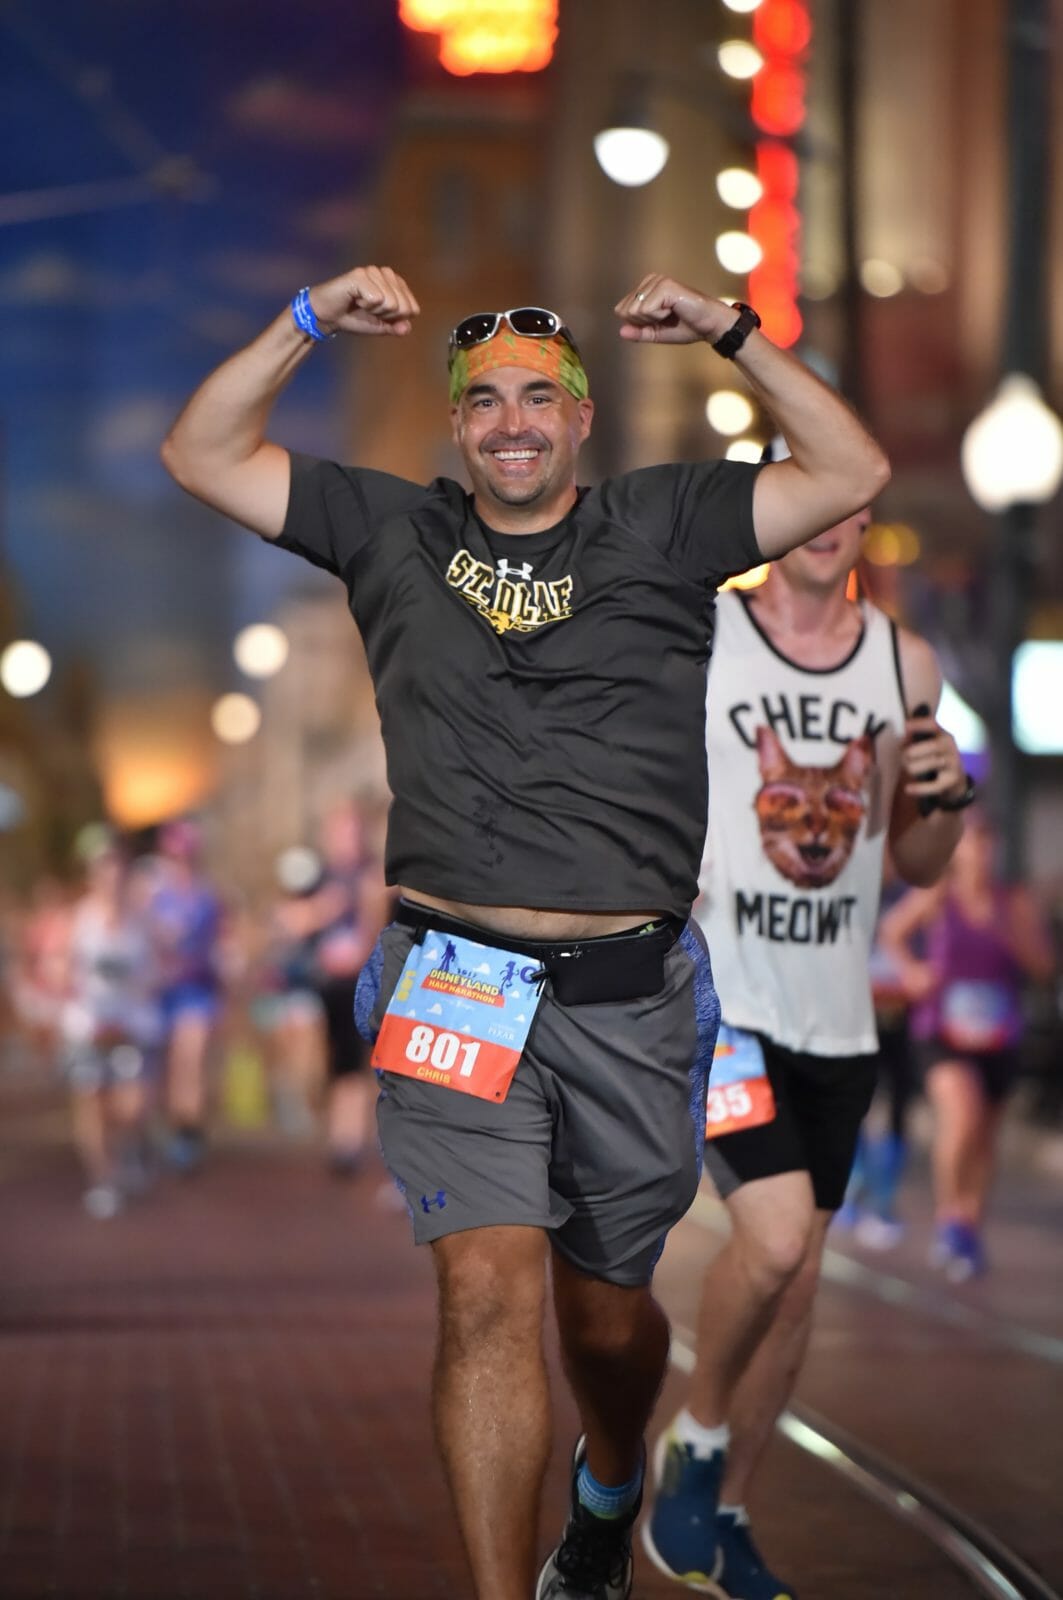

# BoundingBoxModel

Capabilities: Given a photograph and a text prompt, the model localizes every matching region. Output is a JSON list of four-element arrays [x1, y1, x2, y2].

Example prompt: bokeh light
[[211, 693, 261, 744], [726, 439, 766, 463], [716, 232, 764, 274], [706, 391, 756, 436], [594, 127, 669, 186], [718, 41, 765, 79], [0, 640, 52, 698], [233, 623, 290, 680], [860, 259, 905, 297], [716, 167, 764, 209]]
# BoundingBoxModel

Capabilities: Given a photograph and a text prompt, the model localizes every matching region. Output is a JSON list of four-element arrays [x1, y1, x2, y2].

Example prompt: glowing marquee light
[[742, 0, 811, 349], [399, 0, 558, 75]]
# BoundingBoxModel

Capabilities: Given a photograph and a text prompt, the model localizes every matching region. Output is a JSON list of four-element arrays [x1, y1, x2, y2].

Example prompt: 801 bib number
[[405, 1024, 481, 1077]]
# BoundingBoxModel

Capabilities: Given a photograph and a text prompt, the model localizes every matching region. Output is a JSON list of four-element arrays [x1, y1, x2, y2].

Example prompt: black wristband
[[928, 773, 978, 813], [712, 302, 761, 360]]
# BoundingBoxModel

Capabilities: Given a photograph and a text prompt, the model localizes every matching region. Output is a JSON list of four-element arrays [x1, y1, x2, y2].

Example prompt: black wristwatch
[[931, 772, 978, 813], [712, 302, 761, 359]]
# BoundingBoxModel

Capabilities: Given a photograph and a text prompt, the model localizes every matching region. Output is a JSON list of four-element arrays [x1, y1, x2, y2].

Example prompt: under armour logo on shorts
[[420, 1190, 447, 1213]]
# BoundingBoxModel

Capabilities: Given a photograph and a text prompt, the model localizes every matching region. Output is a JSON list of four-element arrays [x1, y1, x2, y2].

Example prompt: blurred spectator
[[149, 819, 223, 1173], [878, 810, 1054, 1279], [59, 833, 160, 1218]]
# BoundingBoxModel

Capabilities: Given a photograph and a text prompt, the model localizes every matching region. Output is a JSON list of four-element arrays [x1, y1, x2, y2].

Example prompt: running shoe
[[642, 1428, 725, 1591], [945, 1222, 987, 1282], [165, 1127, 206, 1175], [714, 1509, 795, 1600], [930, 1219, 987, 1280], [82, 1184, 123, 1220], [853, 1212, 904, 1251], [537, 1438, 639, 1600]]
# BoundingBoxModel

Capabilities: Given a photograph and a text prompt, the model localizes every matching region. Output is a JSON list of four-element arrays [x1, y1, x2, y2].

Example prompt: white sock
[[671, 1408, 730, 1460]]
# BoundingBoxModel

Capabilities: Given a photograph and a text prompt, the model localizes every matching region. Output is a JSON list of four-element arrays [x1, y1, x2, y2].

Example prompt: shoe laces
[[555, 1507, 631, 1589]]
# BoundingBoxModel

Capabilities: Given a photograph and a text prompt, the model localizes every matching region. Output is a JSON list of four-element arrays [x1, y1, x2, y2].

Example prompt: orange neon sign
[[399, 0, 558, 75], [746, 0, 810, 348]]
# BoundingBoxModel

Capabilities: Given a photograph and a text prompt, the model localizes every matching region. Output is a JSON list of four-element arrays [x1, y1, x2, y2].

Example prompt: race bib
[[372, 929, 545, 1102], [705, 1024, 777, 1139], [939, 980, 1013, 1053]]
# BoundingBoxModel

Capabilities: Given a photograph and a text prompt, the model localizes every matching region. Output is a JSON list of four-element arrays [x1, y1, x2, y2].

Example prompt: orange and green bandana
[[448, 328, 589, 406]]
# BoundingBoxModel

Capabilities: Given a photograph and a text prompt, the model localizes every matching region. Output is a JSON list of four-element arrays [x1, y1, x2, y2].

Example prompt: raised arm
[[160, 266, 420, 538], [615, 273, 890, 560]]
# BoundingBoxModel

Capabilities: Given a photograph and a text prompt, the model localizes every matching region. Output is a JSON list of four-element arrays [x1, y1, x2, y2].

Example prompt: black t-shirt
[[278, 452, 762, 918]]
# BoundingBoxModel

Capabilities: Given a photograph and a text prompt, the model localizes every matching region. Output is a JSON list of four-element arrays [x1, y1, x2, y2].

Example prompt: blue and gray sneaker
[[931, 1220, 987, 1282], [537, 1438, 639, 1600], [714, 1509, 795, 1600], [642, 1429, 726, 1591]]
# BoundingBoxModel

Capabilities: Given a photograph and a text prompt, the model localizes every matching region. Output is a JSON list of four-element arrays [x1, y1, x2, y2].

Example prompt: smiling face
[[450, 366, 594, 528], [776, 506, 871, 594]]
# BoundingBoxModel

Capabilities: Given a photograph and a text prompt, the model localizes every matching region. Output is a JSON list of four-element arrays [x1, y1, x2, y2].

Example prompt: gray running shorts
[[355, 918, 720, 1286]]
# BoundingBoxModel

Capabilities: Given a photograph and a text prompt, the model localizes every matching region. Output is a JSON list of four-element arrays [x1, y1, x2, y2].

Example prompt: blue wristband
[[291, 286, 334, 343]]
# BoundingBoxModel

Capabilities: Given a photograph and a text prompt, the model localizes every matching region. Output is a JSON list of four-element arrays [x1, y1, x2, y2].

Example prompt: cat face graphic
[[753, 726, 873, 889]]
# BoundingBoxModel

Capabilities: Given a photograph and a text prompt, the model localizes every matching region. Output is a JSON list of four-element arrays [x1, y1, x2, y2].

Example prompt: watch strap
[[712, 302, 761, 360], [932, 773, 978, 813]]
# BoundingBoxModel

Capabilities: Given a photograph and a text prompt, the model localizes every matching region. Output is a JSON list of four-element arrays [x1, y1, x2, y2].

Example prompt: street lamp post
[[959, 0, 1061, 883]]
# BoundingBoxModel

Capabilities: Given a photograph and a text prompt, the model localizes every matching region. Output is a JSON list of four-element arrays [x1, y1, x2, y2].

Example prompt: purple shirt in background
[[912, 892, 1025, 1053]]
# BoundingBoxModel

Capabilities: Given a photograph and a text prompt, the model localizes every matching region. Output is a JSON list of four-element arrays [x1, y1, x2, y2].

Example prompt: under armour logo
[[495, 558, 534, 583], [420, 1190, 447, 1213]]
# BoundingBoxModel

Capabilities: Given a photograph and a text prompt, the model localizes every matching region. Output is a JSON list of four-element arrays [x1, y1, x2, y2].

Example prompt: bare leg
[[551, 1253, 671, 1486], [720, 1211, 830, 1503], [685, 1171, 815, 1429], [70, 1088, 110, 1185], [432, 1226, 551, 1600], [966, 1101, 1004, 1227], [326, 1073, 373, 1156], [927, 1061, 987, 1224], [165, 1011, 212, 1126]]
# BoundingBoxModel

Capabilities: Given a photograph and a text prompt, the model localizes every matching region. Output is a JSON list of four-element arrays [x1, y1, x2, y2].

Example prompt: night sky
[[1, 0, 403, 702]]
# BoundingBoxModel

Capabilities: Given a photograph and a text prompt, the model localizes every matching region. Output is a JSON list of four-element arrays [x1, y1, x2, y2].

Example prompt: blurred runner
[[646, 443, 972, 1599], [254, 845, 327, 1138], [150, 820, 223, 1172], [59, 833, 160, 1218], [837, 856, 920, 1248], [9, 876, 72, 1068], [878, 809, 1053, 1279], [311, 803, 391, 1175]]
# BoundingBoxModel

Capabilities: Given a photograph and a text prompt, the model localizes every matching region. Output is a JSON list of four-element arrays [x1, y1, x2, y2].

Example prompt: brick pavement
[[2, 1060, 1049, 1598]]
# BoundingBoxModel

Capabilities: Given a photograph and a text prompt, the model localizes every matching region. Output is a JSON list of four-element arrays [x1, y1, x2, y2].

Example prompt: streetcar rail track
[[670, 1195, 1063, 1599], [668, 1329, 1061, 1600]]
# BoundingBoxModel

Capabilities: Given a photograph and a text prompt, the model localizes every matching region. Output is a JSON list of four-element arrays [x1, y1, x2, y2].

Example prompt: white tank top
[[697, 588, 907, 1055]]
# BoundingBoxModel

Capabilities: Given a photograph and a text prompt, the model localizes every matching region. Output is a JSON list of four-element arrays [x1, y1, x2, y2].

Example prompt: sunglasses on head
[[449, 306, 581, 358]]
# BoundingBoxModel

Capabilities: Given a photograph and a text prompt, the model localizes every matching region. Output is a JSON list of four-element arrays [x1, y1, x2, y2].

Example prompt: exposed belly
[[397, 887, 666, 942]]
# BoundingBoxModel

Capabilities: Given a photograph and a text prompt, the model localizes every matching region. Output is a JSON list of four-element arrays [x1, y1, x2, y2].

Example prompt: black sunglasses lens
[[452, 313, 499, 349], [507, 307, 560, 337]]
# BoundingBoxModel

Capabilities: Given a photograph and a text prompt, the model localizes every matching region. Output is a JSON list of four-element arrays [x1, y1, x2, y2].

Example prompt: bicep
[[751, 461, 865, 561], [176, 441, 292, 540]]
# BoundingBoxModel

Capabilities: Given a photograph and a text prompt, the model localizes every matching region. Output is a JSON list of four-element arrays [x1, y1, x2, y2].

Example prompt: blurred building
[[351, 58, 549, 484], [209, 588, 387, 899], [0, 568, 104, 888]]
